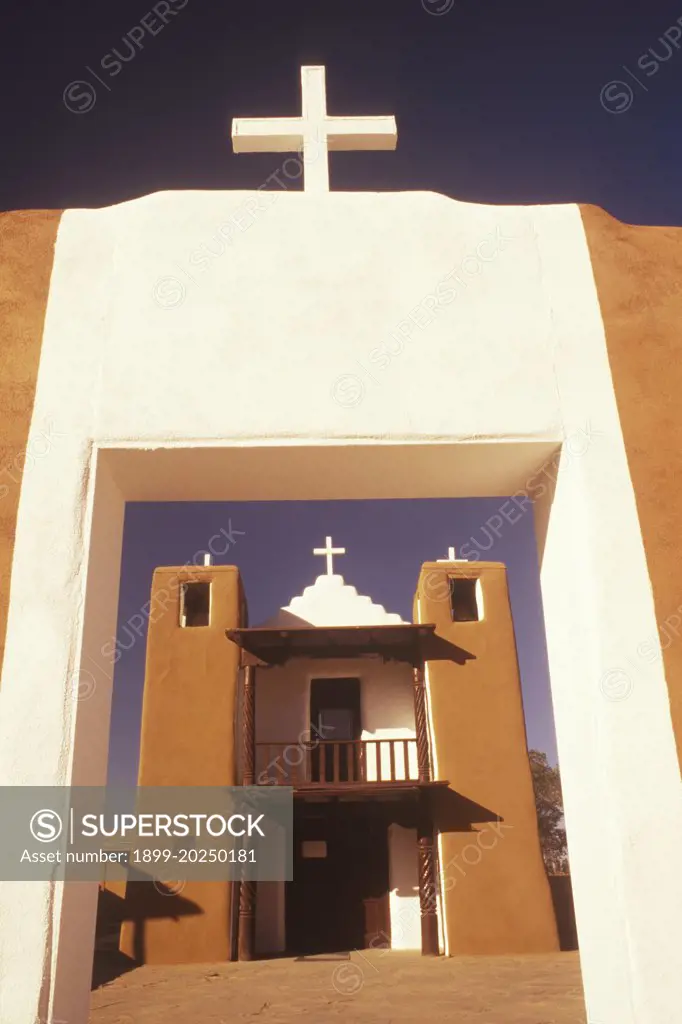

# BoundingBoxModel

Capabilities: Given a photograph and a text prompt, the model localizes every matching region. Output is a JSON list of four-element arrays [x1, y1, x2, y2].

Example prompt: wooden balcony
[[256, 738, 419, 787]]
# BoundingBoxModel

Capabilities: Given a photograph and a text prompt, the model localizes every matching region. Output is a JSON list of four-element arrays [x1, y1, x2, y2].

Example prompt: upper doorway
[[310, 677, 361, 783]]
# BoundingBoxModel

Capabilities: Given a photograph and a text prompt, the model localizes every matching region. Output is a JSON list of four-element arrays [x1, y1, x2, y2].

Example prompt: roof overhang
[[226, 623, 437, 667]]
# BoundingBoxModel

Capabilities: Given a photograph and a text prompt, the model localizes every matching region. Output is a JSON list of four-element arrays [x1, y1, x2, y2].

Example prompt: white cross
[[203, 553, 212, 566], [231, 65, 397, 194], [313, 535, 346, 576], [437, 546, 462, 562]]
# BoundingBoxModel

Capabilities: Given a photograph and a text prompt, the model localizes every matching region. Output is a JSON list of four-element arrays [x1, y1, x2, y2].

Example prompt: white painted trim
[[436, 831, 448, 957], [475, 577, 485, 621], [94, 435, 564, 450]]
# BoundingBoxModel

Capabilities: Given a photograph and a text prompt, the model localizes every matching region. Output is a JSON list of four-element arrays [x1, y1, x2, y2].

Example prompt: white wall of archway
[[0, 189, 681, 1024], [0, 436, 680, 1024]]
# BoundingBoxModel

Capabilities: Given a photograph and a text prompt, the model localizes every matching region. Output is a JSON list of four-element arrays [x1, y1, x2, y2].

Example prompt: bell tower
[[414, 555, 559, 954], [120, 563, 246, 965]]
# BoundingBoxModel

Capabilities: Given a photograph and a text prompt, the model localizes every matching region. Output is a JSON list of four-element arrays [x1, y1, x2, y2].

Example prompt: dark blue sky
[[108, 499, 552, 787], [1, 0, 682, 223]]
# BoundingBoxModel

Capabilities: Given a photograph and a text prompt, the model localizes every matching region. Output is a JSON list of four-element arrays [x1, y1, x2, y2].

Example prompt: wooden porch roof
[[225, 623, 437, 667]]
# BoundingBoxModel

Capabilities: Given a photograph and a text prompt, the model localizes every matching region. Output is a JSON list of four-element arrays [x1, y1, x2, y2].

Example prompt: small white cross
[[231, 65, 397, 193], [437, 546, 463, 562], [203, 553, 212, 566], [313, 535, 346, 576]]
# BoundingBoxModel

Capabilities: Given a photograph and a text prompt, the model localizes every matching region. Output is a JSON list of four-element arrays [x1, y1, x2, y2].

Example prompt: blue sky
[[107, 498, 554, 787], [2, 0, 682, 225]]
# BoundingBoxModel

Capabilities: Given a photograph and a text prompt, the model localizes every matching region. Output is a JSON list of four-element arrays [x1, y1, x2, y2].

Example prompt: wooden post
[[414, 665, 439, 954], [229, 879, 240, 961], [418, 819, 440, 956], [413, 665, 431, 784], [242, 663, 256, 786], [238, 880, 257, 962], [239, 663, 256, 960]]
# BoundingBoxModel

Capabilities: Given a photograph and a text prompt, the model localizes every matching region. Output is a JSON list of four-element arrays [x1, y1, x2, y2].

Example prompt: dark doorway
[[286, 803, 390, 955], [310, 677, 361, 783]]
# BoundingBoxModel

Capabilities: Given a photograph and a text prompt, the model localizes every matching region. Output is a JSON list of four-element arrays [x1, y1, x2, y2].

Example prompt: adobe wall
[[120, 565, 244, 964], [415, 561, 559, 954]]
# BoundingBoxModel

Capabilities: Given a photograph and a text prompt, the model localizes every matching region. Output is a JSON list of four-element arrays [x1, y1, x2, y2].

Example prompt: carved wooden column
[[412, 665, 431, 783], [417, 822, 440, 955], [238, 880, 257, 962], [239, 663, 256, 960], [417, 827, 438, 954], [242, 663, 256, 786], [414, 664, 439, 954]]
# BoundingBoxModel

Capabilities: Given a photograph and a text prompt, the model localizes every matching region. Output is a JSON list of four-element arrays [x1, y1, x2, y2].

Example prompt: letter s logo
[[30, 809, 63, 843]]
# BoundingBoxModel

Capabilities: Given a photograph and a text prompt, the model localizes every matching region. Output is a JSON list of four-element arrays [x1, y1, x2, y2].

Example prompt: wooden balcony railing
[[255, 738, 419, 786]]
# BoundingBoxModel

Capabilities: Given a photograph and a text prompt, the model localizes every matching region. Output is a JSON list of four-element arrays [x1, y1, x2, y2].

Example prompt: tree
[[529, 749, 569, 875]]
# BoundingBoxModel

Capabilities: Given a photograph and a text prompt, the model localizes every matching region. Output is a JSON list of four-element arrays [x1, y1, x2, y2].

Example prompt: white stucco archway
[[1, 434, 681, 1024], [1, 188, 681, 1024]]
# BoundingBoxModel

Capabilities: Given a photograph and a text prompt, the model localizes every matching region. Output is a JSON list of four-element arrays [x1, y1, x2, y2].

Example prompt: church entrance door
[[286, 803, 390, 954]]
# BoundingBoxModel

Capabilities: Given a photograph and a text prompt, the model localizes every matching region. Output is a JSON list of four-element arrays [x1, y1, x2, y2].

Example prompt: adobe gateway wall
[[0, 193, 681, 1024]]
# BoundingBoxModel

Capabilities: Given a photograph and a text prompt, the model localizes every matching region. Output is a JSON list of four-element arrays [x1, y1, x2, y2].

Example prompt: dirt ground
[[89, 950, 588, 1023]]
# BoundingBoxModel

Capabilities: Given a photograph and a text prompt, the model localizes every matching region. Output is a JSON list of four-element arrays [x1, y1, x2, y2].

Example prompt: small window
[[449, 577, 479, 622], [179, 581, 211, 627]]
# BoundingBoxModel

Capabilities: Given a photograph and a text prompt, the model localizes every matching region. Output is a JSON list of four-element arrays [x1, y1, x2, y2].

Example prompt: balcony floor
[[289, 779, 450, 800]]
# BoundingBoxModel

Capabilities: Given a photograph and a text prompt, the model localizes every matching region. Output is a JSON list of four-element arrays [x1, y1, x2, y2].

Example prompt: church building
[[120, 538, 558, 963]]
